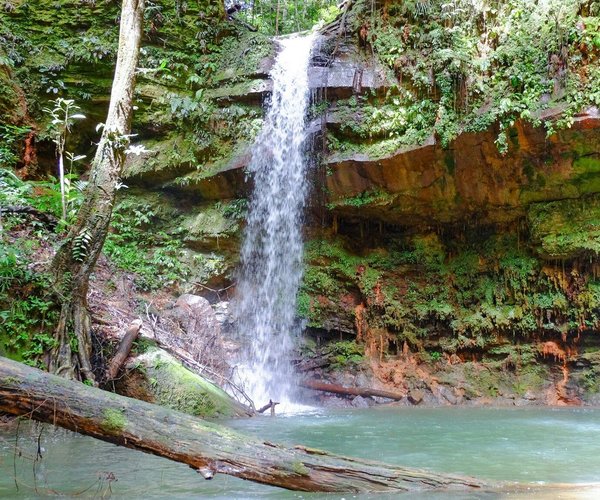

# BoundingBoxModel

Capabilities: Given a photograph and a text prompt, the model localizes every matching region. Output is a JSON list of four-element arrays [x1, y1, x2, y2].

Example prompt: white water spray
[[235, 34, 315, 409]]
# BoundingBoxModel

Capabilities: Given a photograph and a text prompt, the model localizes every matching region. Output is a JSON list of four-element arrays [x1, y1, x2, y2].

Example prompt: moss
[[210, 31, 273, 84], [528, 195, 600, 258], [573, 156, 600, 175], [205, 79, 271, 100], [327, 188, 396, 210], [515, 365, 547, 394], [301, 225, 600, 362], [136, 349, 246, 418], [0, 64, 25, 123], [581, 370, 600, 393], [291, 461, 310, 476], [101, 408, 126, 433], [122, 134, 199, 182], [180, 203, 240, 241]]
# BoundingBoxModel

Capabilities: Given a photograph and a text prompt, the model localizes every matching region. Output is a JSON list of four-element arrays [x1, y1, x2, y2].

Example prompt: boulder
[[171, 294, 221, 335], [160, 294, 226, 370], [118, 348, 252, 418], [351, 395, 371, 408]]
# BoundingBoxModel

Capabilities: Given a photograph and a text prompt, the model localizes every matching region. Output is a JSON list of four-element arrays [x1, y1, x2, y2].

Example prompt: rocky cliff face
[[176, 26, 600, 406]]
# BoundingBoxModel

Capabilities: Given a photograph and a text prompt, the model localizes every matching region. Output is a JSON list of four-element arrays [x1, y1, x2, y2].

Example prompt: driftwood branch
[[0, 357, 488, 493], [105, 319, 143, 381], [257, 399, 280, 415], [300, 380, 405, 401]]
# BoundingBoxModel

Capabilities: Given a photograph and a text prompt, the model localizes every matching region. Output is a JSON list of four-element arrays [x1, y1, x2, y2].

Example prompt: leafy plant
[[103, 200, 189, 291], [0, 124, 30, 168], [43, 98, 86, 221], [0, 242, 58, 365], [325, 340, 365, 370]]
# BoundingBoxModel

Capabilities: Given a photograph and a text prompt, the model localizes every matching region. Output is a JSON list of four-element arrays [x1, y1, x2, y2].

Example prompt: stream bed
[[1, 406, 600, 498]]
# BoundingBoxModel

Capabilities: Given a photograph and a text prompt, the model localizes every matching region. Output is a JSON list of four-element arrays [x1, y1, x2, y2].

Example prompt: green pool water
[[1, 406, 600, 498]]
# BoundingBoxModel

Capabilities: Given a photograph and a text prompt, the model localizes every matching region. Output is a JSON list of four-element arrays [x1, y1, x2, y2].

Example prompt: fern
[[72, 229, 92, 262]]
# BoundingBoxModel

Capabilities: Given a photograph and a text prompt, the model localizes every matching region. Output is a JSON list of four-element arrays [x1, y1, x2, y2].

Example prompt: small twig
[[13, 419, 20, 492], [191, 282, 235, 301]]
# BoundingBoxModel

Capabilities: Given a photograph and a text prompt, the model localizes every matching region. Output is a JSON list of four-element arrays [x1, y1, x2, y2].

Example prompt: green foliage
[[72, 229, 93, 263], [528, 195, 600, 258], [231, 0, 340, 36], [103, 200, 189, 291], [209, 30, 273, 83], [0, 166, 86, 230], [0, 167, 31, 206], [43, 97, 86, 221], [331, 93, 437, 152], [219, 198, 248, 220], [0, 124, 30, 168], [0, 240, 58, 365], [302, 227, 600, 357], [325, 340, 364, 370], [353, 0, 600, 152], [328, 188, 394, 209]]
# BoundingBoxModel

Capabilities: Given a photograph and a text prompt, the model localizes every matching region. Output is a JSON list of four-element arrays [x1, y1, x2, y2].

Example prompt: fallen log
[[105, 319, 142, 381], [0, 205, 58, 229], [301, 380, 405, 401], [0, 356, 486, 493]]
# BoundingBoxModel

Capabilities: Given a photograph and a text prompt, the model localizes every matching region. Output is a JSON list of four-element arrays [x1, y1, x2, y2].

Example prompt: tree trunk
[[275, 0, 281, 34], [0, 357, 487, 493], [49, 0, 145, 382], [300, 380, 405, 400]]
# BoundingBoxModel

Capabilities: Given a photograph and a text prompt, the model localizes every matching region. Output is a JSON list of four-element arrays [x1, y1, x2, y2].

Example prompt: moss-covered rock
[[122, 349, 251, 418], [324, 109, 600, 226], [0, 61, 27, 124], [528, 195, 600, 259], [299, 226, 600, 372]]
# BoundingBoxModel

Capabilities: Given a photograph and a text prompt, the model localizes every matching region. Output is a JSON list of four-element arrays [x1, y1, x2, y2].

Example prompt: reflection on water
[[1, 407, 600, 498]]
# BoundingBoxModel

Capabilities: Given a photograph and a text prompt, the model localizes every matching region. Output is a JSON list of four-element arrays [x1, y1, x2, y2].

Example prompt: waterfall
[[235, 33, 315, 409]]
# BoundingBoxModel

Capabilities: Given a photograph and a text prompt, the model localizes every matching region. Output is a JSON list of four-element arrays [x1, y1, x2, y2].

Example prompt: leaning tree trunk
[[0, 357, 488, 493], [49, 0, 145, 382]]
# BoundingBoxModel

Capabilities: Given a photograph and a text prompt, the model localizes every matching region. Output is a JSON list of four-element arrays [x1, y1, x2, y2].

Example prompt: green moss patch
[[101, 408, 126, 433], [528, 195, 600, 259], [135, 349, 249, 418]]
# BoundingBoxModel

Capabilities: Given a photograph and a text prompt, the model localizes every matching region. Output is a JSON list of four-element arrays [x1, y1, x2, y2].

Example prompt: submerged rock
[[351, 395, 370, 408]]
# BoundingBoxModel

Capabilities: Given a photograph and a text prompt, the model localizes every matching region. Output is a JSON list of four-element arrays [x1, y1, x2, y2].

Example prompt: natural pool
[[1, 406, 600, 498]]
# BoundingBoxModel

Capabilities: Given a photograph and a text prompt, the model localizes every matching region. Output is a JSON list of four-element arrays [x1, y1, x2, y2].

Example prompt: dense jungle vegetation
[[0, 0, 599, 403]]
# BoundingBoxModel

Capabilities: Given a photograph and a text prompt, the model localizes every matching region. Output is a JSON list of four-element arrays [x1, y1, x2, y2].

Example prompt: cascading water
[[235, 33, 316, 409]]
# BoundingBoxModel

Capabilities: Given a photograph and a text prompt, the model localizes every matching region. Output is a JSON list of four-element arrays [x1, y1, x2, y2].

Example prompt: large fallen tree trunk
[[0, 357, 486, 493], [300, 379, 405, 401]]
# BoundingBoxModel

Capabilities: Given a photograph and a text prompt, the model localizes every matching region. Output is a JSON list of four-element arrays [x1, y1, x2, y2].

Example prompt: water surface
[[1, 407, 599, 498]]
